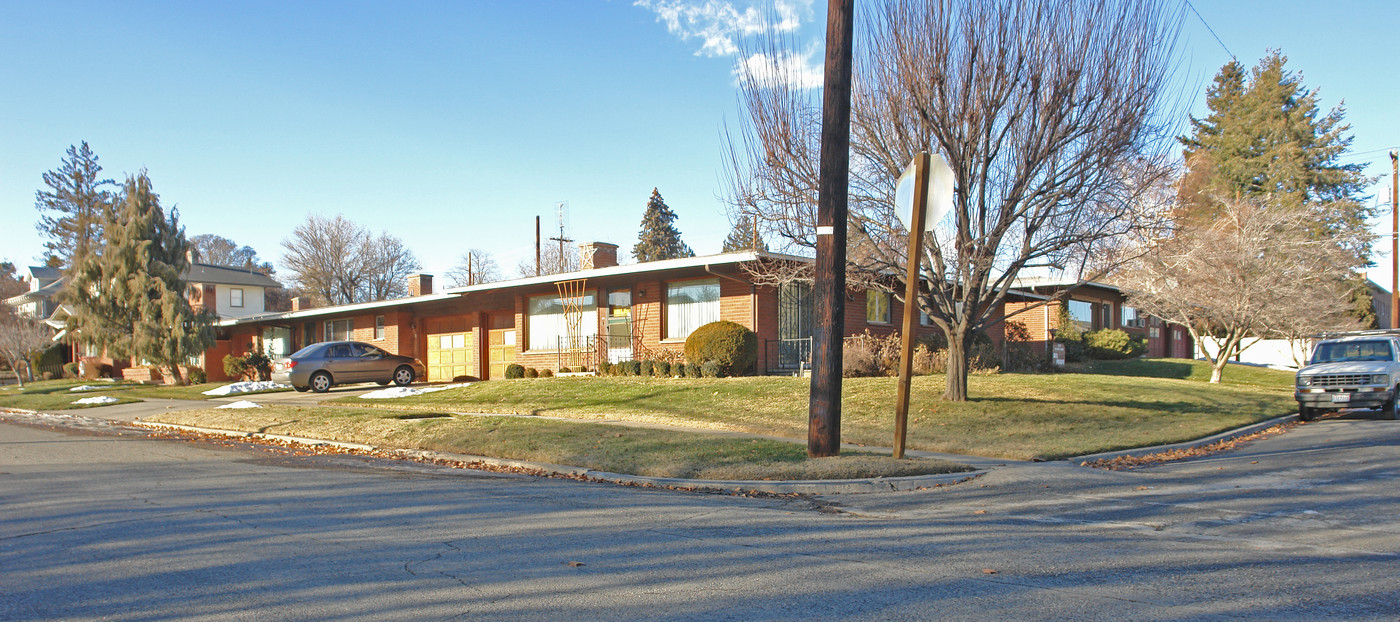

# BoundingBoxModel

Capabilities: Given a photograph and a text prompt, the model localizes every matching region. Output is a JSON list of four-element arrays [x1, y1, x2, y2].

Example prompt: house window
[[230, 288, 244, 308], [527, 291, 597, 351], [375, 315, 385, 340], [666, 279, 720, 340], [866, 290, 891, 324], [1121, 306, 1143, 328], [325, 318, 353, 341], [1067, 300, 1093, 331]]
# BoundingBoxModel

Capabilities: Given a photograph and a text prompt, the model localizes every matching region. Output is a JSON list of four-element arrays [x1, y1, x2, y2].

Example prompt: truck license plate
[[1331, 393, 1351, 403]]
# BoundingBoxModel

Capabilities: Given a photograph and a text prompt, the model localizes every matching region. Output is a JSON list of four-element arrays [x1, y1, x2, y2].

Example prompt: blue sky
[[2, 1, 1397, 285]]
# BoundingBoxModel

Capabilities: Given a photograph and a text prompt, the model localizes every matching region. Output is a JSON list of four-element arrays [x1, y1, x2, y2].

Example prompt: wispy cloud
[[635, 0, 809, 57], [734, 47, 823, 89]]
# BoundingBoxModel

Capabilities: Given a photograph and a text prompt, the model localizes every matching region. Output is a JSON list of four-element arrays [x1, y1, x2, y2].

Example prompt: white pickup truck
[[1295, 332, 1400, 422]]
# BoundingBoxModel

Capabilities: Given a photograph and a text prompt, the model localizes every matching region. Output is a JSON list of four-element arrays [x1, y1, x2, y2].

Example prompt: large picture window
[[325, 318, 353, 341], [527, 291, 597, 351], [666, 279, 720, 340], [1067, 300, 1093, 331]]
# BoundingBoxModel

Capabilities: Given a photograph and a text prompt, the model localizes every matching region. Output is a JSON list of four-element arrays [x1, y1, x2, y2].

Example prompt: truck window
[[1311, 340, 1394, 364]]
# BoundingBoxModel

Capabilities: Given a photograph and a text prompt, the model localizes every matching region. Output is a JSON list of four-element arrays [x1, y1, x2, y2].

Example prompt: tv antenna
[[549, 201, 573, 272]]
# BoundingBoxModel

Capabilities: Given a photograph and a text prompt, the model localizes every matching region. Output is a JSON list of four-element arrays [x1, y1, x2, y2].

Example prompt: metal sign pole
[[893, 153, 930, 459]]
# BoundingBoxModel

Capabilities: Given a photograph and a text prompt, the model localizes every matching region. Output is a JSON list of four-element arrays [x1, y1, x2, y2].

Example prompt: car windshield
[[1311, 340, 1394, 364]]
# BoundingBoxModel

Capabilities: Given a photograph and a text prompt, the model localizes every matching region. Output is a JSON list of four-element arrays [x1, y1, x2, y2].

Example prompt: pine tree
[[632, 188, 695, 262], [721, 215, 768, 252], [34, 142, 116, 267], [64, 172, 214, 385], [1179, 50, 1371, 259]]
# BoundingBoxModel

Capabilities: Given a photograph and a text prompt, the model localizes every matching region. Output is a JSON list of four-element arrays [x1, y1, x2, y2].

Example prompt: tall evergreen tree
[[1178, 51, 1374, 326], [1179, 50, 1372, 259], [63, 172, 214, 385], [34, 142, 116, 267], [632, 188, 695, 262], [721, 215, 768, 252]]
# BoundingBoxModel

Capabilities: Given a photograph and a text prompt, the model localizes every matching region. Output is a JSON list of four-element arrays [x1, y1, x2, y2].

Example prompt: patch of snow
[[358, 383, 472, 399], [73, 396, 120, 405], [202, 381, 291, 396], [69, 385, 110, 392], [217, 400, 263, 409]]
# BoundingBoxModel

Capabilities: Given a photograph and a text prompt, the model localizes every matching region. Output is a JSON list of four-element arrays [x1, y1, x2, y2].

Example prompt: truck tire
[[1299, 405, 1317, 422], [1385, 389, 1399, 420]]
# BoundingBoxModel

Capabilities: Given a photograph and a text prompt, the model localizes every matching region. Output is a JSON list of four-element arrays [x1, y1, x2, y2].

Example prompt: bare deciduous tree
[[446, 249, 502, 287], [516, 242, 580, 278], [0, 311, 51, 387], [1123, 197, 1368, 383], [727, 0, 1183, 400], [280, 215, 421, 305]]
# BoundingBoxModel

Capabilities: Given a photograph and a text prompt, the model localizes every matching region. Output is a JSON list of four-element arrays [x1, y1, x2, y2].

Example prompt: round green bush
[[598, 361, 613, 375], [673, 363, 687, 378], [639, 360, 655, 377], [624, 361, 642, 376], [687, 362, 702, 378], [62, 362, 79, 379], [187, 366, 208, 384], [505, 363, 525, 379], [654, 361, 672, 377], [1083, 329, 1147, 360], [525, 367, 539, 378], [684, 321, 758, 377], [541, 368, 555, 377]]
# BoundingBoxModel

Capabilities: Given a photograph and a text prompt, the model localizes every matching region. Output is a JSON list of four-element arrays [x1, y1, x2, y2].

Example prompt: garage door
[[425, 317, 473, 382]]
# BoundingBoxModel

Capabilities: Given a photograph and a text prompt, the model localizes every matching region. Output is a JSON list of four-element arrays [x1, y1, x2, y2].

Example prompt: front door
[[488, 328, 516, 379]]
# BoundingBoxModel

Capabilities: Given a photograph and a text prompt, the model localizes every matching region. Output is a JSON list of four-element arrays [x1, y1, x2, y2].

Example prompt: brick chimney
[[579, 242, 619, 270], [291, 296, 311, 311], [408, 273, 433, 297]]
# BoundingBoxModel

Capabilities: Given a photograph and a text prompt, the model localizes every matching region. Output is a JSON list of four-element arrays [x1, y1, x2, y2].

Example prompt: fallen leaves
[[1080, 422, 1298, 471]]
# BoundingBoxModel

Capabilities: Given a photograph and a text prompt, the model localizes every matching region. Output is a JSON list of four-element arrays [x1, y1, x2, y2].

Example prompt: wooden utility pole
[[535, 215, 542, 277], [1391, 151, 1398, 328], [808, 0, 854, 458]]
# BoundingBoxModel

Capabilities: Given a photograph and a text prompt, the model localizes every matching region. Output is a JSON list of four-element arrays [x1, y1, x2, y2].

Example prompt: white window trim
[[374, 315, 385, 341], [664, 279, 721, 341]]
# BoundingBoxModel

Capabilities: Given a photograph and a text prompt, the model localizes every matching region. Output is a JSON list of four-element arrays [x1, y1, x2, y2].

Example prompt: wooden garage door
[[425, 317, 473, 382], [488, 328, 516, 380]]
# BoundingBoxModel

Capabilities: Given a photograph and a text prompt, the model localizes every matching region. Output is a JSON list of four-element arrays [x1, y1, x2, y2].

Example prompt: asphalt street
[[1, 409, 1396, 621]]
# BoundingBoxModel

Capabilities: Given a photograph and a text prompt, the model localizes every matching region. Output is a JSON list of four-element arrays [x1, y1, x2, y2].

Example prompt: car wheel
[[1298, 405, 1317, 422], [293, 385, 310, 393], [377, 380, 391, 386], [1385, 389, 1400, 420], [310, 371, 333, 393], [393, 366, 415, 387]]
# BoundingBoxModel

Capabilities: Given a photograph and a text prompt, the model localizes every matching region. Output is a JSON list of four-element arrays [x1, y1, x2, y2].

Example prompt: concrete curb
[[133, 421, 983, 495], [1067, 413, 1300, 464]]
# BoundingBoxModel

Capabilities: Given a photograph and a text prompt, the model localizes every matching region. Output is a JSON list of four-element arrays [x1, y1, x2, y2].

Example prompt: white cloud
[[635, 0, 809, 57], [734, 48, 824, 90]]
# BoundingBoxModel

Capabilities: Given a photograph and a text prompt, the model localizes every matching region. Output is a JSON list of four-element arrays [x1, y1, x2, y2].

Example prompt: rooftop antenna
[[549, 201, 573, 273]]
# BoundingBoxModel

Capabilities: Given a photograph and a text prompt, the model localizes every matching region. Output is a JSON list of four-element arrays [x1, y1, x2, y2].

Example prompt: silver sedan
[[272, 341, 426, 393]]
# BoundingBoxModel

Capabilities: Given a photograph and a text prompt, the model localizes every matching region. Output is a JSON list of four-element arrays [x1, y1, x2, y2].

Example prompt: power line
[[1186, 0, 1233, 60]]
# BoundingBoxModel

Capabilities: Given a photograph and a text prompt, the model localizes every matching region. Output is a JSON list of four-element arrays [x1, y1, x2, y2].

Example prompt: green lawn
[[321, 358, 1296, 460], [143, 406, 969, 481], [0, 378, 291, 410]]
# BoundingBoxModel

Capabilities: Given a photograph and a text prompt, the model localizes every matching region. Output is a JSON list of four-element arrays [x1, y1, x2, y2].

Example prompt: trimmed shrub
[[223, 354, 250, 380], [41, 371, 54, 381], [624, 361, 642, 376], [97, 363, 114, 378], [541, 368, 554, 377], [29, 345, 63, 378], [452, 374, 480, 382], [187, 366, 208, 384], [504, 363, 525, 379], [1083, 329, 1147, 360], [654, 361, 671, 377], [673, 363, 687, 378], [63, 362, 79, 379], [687, 362, 702, 378], [639, 360, 655, 377], [525, 367, 539, 378], [683, 320, 758, 377], [700, 360, 721, 378], [598, 361, 613, 376]]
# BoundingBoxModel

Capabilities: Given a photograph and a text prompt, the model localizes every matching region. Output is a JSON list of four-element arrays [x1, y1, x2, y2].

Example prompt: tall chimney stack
[[408, 273, 433, 297], [579, 242, 619, 270]]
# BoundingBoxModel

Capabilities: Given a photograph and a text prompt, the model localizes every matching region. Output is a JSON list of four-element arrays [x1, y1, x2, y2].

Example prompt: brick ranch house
[[202, 242, 1190, 382]]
